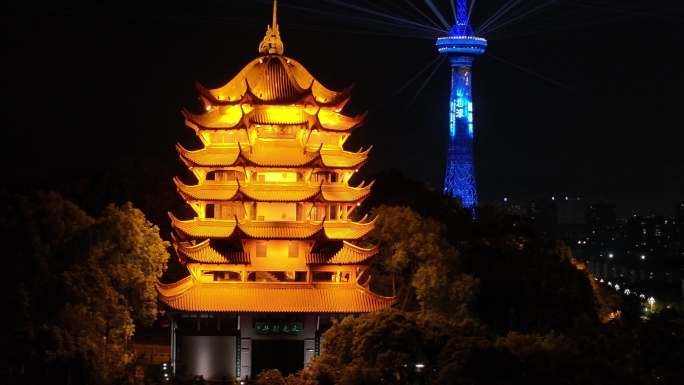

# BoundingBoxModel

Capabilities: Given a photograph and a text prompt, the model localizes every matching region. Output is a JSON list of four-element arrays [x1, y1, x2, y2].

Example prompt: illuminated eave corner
[[175, 239, 251, 265], [157, 275, 195, 298], [316, 109, 366, 132], [323, 215, 378, 240], [182, 105, 245, 130], [320, 180, 374, 203], [307, 241, 379, 265], [176, 144, 241, 168], [169, 212, 238, 240], [173, 177, 239, 202], [320, 146, 372, 169]]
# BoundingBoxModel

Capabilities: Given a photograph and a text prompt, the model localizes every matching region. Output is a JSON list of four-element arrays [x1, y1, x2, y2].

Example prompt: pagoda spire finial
[[259, 0, 284, 55]]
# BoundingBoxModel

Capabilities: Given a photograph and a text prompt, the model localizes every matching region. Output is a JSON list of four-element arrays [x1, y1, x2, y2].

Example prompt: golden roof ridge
[[157, 278, 397, 313]]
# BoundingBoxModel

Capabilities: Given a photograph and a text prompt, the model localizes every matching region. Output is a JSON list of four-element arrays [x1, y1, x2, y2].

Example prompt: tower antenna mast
[[436, 0, 487, 209]]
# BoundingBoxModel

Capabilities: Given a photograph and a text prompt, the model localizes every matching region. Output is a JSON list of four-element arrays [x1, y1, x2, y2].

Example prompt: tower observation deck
[[436, 0, 487, 209]]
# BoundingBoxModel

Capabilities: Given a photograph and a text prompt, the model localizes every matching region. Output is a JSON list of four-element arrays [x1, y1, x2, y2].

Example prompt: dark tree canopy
[[0, 192, 169, 385], [280, 175, 684, 385]]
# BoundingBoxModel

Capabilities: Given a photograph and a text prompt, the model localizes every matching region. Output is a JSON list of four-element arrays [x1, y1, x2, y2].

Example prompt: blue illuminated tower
[[436, 0, 487, 208]]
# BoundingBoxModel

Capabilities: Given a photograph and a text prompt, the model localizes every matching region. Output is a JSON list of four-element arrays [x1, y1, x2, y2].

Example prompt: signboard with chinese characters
[[255, 321, 304, 335]]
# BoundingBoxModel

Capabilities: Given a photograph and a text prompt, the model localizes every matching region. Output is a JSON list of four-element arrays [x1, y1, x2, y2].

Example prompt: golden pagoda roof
[[175, 239, 250, 264], [197, 55, 350, 106], [174, 179, 372, 203], [171, 214, 375, 241], [320, 181, 373, 202], [176, 144, 242, 168], [184, 103, 364, 133], [157, 276, 396, 313], [239, 182, 320, 202], [324, 217, 377, 240], [320, 147, 371, 169], [316, 109, 366, 132], [169, 213, 237, 239], [174, 178, 240, 201], [241, 142, 321, 167], [177, 143, 370, 169], [307, 241, 379, 265], [238, 221, 321, 239], [248, 105, 314, 126], [183, 105, 245, 130]]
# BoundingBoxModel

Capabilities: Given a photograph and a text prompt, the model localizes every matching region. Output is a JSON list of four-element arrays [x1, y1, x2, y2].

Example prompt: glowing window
[[256, 202, 297, 221], [256, 241, 267, 258], [219, 203, 243, 219], [258, 172, 297, 183], [211, 271, 241, 282], [312, 272, 336, 282], [205, 204, 215, 218], [247, 271, 306, 282], [288, 242, 298, 258]]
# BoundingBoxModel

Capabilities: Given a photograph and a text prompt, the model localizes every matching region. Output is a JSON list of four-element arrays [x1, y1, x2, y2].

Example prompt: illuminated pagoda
[[157, 1, 394, 380]]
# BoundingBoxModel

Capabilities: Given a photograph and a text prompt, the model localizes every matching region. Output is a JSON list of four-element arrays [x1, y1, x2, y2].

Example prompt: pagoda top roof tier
[[183, 104, 364, 132], [176, 143, 370, 170], [169, 213, 376, 241], [174, 178, 373, 203], [198, 55, 350, 106], [157, 276, 395, 313]]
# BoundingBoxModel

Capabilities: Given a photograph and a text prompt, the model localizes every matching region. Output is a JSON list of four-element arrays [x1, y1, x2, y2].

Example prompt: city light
[[608, 253, 614, 258]]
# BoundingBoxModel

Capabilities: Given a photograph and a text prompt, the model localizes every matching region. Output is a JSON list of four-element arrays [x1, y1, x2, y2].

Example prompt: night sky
[[4, 0, 684, 217]]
